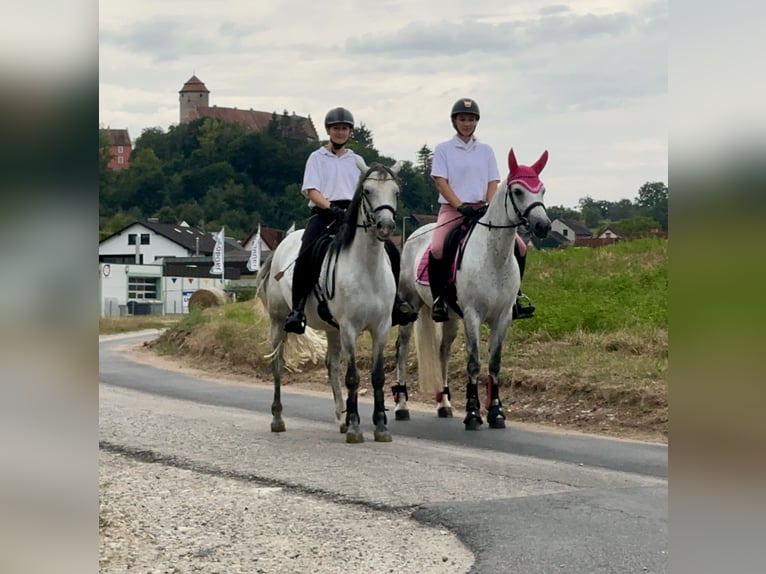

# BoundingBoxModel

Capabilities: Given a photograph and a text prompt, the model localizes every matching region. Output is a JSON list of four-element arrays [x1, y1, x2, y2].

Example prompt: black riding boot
[[384, 239, 419, 326], [284, 296, 308, 334], [513, 251, 535, 319], [428, 254, 449, 322]]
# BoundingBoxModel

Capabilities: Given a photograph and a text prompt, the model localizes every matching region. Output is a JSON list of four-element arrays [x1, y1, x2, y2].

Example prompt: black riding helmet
[[450, 98, 480, 120], [324, 107, 355, 129]]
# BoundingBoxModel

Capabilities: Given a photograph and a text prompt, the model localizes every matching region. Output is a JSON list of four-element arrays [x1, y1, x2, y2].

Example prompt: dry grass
[[99, 315, 182, 335], [145, 301, 667, 442]]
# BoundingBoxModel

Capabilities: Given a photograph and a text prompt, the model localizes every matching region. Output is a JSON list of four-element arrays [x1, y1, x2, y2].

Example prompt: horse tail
[[254, 252, 326, 371], [413, 317, 443, 396], [281, 327, 326, 372], [254, 254, 273, 307]]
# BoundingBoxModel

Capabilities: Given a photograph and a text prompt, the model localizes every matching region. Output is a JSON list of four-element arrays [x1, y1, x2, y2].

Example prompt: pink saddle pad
[[416, 248, 457, 286]]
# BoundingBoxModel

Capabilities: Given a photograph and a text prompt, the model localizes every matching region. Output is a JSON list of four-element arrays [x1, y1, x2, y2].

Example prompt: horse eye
[[514, 188, 524, 196]]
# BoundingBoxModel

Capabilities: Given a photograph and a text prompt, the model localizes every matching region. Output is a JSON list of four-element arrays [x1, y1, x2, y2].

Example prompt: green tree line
[[99, 118, 667, 241]]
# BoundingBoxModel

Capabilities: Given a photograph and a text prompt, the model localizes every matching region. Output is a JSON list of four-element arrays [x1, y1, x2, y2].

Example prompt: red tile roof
[[179, 75, 210, 93], [190, 106, 318, 140], [101, 128, 132, 146]]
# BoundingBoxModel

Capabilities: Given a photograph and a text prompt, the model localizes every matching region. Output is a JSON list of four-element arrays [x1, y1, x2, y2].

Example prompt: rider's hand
[[327, 205, 347, 222], [457, 203, 479, 217]]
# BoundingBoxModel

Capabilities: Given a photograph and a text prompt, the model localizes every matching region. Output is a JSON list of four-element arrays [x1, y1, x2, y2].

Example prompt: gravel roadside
[[99, 450, 473, 574]]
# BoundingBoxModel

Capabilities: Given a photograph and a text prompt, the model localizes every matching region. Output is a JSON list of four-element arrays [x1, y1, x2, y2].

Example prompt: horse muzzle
[[532, 218, 551, 238], [375, 218, 395, 241]]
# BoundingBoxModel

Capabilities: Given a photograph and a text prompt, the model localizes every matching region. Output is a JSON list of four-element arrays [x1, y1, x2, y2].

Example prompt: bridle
[[476, 177, 546, 231], [357, 166, 399, 237]]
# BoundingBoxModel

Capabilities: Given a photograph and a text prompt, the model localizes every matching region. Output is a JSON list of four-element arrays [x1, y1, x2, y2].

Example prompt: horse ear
[[508, 148, 519, 174], [355, 156, 369, 173], [532, 150, 549, 174], [390, 160, 403, 175]]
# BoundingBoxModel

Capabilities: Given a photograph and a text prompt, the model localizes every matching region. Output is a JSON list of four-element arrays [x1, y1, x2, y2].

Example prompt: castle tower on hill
[[177, 74, 318, 140], [179, 75, 210, 124]]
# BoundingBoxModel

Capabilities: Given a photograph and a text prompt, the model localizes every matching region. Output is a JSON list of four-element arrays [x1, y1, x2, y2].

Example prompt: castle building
[[178, 75, 318, 140]]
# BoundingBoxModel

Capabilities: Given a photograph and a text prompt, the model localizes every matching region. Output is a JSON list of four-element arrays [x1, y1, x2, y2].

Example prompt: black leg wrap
[[391, 384, 409, 403], [463, 384, 483, 430]]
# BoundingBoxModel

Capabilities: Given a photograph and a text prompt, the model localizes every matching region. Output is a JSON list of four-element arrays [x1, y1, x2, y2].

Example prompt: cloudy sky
[[99, 0, 667, 208]]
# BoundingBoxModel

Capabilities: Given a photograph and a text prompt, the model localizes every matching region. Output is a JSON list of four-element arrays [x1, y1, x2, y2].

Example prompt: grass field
[[107, 237, 668, 442]]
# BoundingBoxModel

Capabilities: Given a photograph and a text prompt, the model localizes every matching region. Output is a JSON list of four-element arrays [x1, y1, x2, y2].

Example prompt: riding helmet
[[324, 107, 355, 129], [450, 98, 480, 120]]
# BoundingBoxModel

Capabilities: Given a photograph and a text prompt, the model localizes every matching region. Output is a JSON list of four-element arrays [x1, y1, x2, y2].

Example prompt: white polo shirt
[[430, 136, 500, 204], [301, 146, 361, 207]]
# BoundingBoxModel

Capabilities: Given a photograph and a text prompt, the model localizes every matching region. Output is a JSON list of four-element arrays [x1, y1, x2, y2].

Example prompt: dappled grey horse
[[255, 159, 402, 442], [393, 149, 551, 430]]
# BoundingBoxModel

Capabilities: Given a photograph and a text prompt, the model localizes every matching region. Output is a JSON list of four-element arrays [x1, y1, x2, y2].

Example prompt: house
[[98, 220, 248, 317], [550, 218, 593, 245], [241, 225, 289, 260], [599, 227, 625, 240], [179, 75, 318, 140], [100, 127, 132, 170]]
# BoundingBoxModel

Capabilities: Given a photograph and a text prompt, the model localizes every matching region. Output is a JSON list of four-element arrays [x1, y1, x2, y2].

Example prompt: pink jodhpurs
[[429, 203, 475, 259]]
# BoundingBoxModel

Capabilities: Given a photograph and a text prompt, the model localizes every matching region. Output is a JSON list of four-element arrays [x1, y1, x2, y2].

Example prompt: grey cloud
[[101, 19, 263, 62], [346, 10, 636, 57]]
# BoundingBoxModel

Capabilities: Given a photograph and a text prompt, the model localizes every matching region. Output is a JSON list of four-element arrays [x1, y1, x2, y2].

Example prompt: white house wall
[[162, 275, 227, 314], [551, 220, 575, 242], [99, 262, 163, 316], [99, 223, 192, 263]]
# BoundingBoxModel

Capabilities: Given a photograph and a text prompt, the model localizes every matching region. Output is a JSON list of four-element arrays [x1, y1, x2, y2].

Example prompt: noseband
[[476, 180, 545, 230], [358, 167, 398, 236]]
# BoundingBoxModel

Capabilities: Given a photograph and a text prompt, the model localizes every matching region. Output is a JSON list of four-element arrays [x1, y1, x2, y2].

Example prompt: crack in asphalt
[[99, 440, 422, 517]]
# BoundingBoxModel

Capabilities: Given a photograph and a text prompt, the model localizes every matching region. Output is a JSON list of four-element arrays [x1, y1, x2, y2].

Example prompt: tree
[[351, 122, 375, 150], [636, 181, 668, 231], [545, 205, 581, 222], [416, 144, 433, 176], [606, 199, 636, 221], [609, 215, 660, 235], [99, 129, 114, 196]]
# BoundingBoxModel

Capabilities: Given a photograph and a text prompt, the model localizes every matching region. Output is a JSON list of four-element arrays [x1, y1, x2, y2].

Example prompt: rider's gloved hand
[[327, 205, 347, 222], [457, 203, 485, 217]]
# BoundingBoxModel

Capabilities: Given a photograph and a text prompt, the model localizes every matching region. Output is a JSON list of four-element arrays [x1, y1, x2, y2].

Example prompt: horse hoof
[[271, 419, 286, 433], [489, 417, 506, 429], [374, 430, 392, 442], [395, 410, 410, 421], [437, 406, 453, 418], [346, 429, 365, 443], [464, 414, 483, 431], [339, 423, 348, 433]]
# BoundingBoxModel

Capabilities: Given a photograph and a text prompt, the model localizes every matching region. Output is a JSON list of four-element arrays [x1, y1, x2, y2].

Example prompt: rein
[[355, 166, 399, 236], [475, 184, 544, 230], [325, 164, 399, 301]]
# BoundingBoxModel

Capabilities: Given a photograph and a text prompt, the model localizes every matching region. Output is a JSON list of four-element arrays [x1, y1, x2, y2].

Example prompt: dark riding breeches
[[291, 207, 402, 307]]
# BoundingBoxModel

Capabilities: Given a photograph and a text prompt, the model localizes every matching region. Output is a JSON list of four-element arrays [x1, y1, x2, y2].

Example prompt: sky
[[99, 0, 668, 209]]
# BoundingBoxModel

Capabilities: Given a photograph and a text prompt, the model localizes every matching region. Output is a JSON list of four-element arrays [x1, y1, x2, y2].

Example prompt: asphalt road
[[99, 332, 668, 573]]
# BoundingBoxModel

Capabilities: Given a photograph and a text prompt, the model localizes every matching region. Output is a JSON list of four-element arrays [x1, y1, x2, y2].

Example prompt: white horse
[[393, 149, 551, 430], [255, 158, 402, 443]]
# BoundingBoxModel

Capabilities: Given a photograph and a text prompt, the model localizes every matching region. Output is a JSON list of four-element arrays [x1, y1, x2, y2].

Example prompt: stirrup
[[432, 298, 449, 322], [284, 310, 306, 334], [512, 294, 535, 320]]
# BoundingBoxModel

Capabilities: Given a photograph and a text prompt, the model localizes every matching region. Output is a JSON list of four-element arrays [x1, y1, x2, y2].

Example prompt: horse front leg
[[371, 331, 391, 442], [341, 330, 364, 443], [485, 318, 512, 429], [436, 319, 459, 418], [462, 312, 484, 430], [393, 324, 413, 421], [269, 323, 287, 433], [325, 331, 346, 433]]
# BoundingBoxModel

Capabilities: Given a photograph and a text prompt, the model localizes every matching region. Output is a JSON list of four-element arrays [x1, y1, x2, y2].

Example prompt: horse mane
[[332, 163, 399, 252]]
